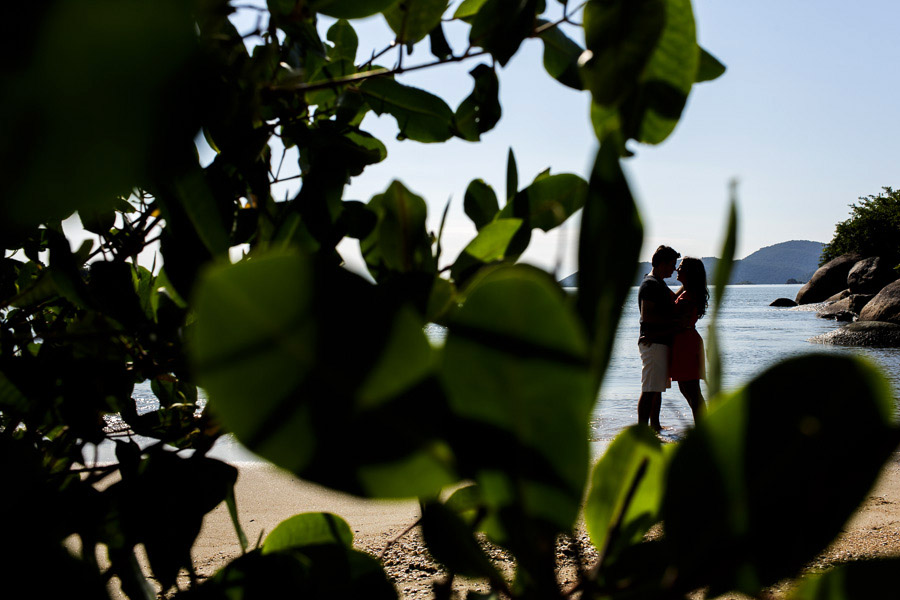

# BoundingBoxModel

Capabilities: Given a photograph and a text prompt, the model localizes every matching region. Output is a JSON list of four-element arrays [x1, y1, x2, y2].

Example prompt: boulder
[[848, 293, 875, 314], [825, 289, 851, 303], [859, 279, 900, 324], [770, 298, 797, 307], [795, 253, 863, 304], [809, 321, 900, 347], [816, 298, 855, 320], [847, 256, 899, 294]]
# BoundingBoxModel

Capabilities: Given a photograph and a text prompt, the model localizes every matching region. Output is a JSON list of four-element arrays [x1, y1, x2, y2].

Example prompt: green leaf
[[359, 78, 456, 143], [499, 173, 588, 231], [450, 219, 523, 282], [308, 0, 400, 19], [263, 513, 354, 553], [580, 0, 666, 106], [327, 19, 358, 62], [429, 22, 454, 59], [422, 501, 500, 579], [707, 187, 737, 400], [469, 0, 541, 66], [576, 141, 643, 383], [584, 426, 666, 563], [696, 46, 726, 83], [441, 265, 593, 535], [455, 64, 502, 142], [506, 148, 518, 202], [384, 0, 449, 44], [788, 559, 900, 600], [464, 179, 500, 230], [537, 20, 584, 90], [453, 0, 489, 21], [361, 181, 435, 276], [663, 354, 899, 595]]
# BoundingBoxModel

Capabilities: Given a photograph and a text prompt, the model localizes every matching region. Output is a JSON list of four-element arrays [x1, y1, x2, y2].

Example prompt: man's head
[[651, 245, 680, 278]]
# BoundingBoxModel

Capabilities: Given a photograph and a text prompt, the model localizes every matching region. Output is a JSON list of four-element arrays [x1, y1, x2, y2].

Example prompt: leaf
[[506, 148, 518, 202], [537, 19, 584, 90], [696, 46, 726, 83], [580, 0, 666, 106], [706, 187, 737, 399], [788, 559, 900, 600], [361, 180, 435, 276], [663, 354, 899, 595], [308, 0, 400, 19], [441, 265, 593, 535], [429, 22, 453, 59], [263, 513, 354, 553], [498, 173, 588, 231], [469, 0, 541, 66], [464, 179, 500, 230], [455, 64, 502, 142], [575, 141, 643, 384], [383, 0, 449, 44], [450, 219, 523, 283], [327, 19, 358, 62], [584, 425, 666, 563], [453, 0, 489, 21], [359, 78, 456, 143], [422, 501, 500, 579]]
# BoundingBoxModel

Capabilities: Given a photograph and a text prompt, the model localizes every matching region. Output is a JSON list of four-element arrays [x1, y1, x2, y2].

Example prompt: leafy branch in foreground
[[3, 1, 896, 599]]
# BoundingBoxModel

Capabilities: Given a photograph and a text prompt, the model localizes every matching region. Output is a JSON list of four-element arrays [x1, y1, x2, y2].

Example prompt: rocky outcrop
[[795, 253, 863, 304], [859, 280, 900, 324], [770, 298, 797, 307], [809, 321, 900, 347], [848, 257, 898, 294]]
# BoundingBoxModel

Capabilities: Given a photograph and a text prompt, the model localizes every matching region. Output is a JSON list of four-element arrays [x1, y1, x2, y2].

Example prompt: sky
[[151, 1, 900, 278]]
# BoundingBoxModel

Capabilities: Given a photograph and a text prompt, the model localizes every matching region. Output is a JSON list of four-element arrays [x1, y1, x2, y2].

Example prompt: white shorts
[[640, 342, 670, 393]]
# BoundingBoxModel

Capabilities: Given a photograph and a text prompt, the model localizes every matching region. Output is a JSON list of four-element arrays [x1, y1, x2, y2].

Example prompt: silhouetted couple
[[637, 245, 709, 431]]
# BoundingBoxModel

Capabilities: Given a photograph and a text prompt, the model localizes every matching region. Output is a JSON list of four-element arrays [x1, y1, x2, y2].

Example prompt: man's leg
[[651, 394, 663, 431], [638, 392, 661, 427]]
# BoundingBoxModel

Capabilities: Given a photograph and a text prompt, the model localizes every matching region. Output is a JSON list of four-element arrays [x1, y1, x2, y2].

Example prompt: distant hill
[[559, 240, 824, 287]]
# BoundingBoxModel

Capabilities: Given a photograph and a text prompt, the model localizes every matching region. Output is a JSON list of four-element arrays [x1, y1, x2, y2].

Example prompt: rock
[[848, 293, 875, 314], [816, 294, 874, 320], [795, 253, 863, 304], [770, 298, 798, 307], [809, 321, 900, 347], [859, 279, 900, 324], [848, 256, 899, 294], [825, 289, 851, 303]]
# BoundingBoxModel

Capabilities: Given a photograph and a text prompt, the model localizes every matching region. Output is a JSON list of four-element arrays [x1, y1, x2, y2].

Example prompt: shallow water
[[117, 284, 899, 462]]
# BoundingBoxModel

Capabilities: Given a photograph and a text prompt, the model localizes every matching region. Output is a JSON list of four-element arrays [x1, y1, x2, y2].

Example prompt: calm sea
[[123, 284, 900, 462]]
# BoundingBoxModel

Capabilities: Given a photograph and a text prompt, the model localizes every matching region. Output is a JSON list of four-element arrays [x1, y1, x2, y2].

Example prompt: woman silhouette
[[670, 257, 709, 423]]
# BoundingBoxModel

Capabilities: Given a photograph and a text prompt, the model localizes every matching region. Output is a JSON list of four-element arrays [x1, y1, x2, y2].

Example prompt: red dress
[[669, 291, 706, 381]]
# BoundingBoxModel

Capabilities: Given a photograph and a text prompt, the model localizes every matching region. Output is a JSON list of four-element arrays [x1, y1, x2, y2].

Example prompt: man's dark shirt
[[638, 274, 675, 346]]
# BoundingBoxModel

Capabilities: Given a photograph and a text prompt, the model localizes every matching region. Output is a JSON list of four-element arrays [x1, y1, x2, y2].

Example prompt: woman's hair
[[678, 257, 710, 318]]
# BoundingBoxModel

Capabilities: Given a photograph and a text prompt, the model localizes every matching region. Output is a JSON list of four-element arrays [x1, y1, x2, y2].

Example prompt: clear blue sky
[[230, 1, 900, 277]]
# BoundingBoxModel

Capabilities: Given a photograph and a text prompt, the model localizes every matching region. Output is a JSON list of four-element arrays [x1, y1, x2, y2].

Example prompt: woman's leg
[[677, 380, 705, 423]]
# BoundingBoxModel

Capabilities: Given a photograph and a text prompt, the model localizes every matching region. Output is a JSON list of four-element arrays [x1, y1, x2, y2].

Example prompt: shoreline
[[101, 452, 900, 599]]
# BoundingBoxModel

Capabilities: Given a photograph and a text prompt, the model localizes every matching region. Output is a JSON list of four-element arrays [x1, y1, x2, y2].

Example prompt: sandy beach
[[143, 452, 900, 599]]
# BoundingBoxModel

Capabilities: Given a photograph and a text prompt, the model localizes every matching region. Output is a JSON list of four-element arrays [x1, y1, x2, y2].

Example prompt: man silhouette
[[637, 245, 680, 431]]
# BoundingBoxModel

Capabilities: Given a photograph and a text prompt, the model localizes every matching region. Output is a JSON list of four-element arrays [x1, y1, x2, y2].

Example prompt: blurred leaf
[[464, 179, 500, 230], [429, 23, 454, 59], [663, 354, 899, 595], [506, 148, 518, 202], [453, 0, 489, 21], [580, 0, 665, 106], [584, 425, 666, 562], [359, 78, 456, 143], [788, 559, 900, 600], [469, 0, 541, 66], [426, 277, 457, 322], [79, 208, 117, 235], [441, 265, 593, 535], [499, 173, 588, 231], [537, 20, 584, 90], [327, 19, 359, 62], [450, 219, 523, 283], [422, 501, 500, 579], [384, 0, 448, 44], [308, 0, 400, 19], [361, 181, 435, 276], [576, 141, 643, 384], [455, 64, 502, 142], [263, 513, 354, 553], [707, 187, 737, 399], [445, 483, 484, 525], [696, 46, 726, 82]]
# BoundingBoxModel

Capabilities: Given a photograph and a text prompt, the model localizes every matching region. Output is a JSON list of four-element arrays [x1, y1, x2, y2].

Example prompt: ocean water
[[124, 284, 900, 461]]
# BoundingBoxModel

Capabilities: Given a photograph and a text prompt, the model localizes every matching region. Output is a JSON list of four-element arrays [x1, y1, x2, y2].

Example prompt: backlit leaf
[[455, 64, 502, 142], [384, 0, 448, 44], [263, 513, 354, 553], [537, 20, 584, 90], [464, 179, 500, 230], [359, 78, 455, 143], [308, 0, 400, 19]]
